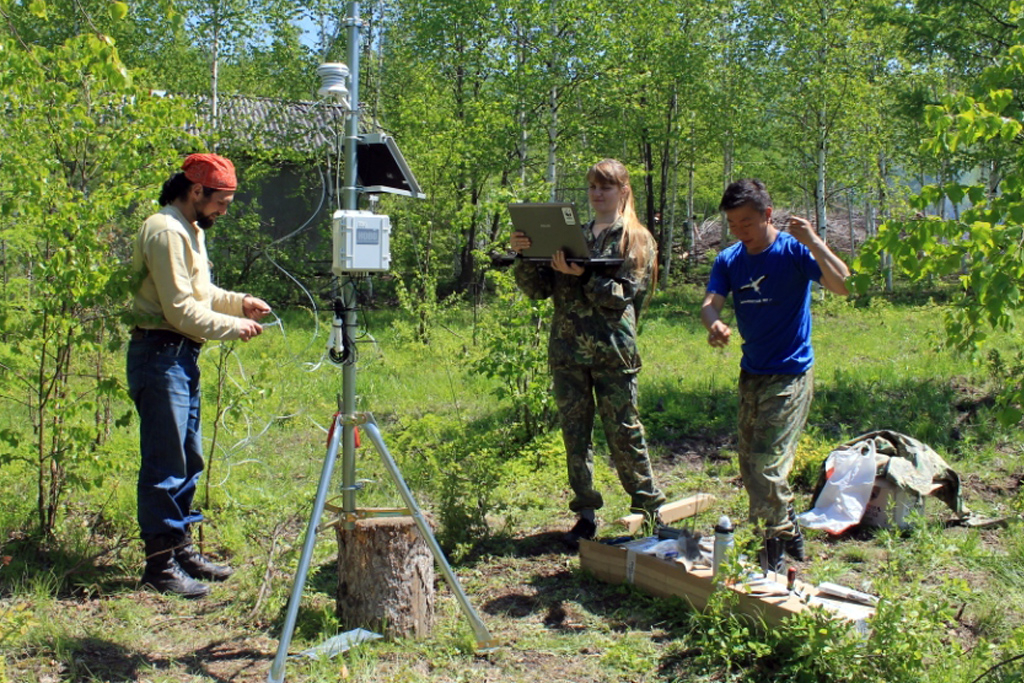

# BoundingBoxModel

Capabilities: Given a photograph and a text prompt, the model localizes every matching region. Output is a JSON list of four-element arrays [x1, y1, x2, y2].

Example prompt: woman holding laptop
[[510, 158, 665, 548]]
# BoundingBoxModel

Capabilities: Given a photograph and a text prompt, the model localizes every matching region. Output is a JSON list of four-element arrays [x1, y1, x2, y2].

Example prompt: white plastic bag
[[797, 441, 876, 535]]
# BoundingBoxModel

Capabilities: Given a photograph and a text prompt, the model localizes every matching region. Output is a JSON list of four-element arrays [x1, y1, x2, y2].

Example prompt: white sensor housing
[[332, 210, 391, 273], [317, 62, 350, 108]]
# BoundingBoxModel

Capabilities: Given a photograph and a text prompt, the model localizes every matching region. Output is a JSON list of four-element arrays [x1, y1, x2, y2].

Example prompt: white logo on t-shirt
[[739, 275, 767, 295]]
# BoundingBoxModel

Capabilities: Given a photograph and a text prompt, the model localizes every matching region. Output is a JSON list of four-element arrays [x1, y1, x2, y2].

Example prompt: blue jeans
[[126, 333, 206, 540]]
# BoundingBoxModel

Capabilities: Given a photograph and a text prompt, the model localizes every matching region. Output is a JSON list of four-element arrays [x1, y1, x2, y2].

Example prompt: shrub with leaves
[[0, 27, 196, 536], [386, 412, 504, 559], [470, 268, 556, 440], [853, 13, 1024, 426]]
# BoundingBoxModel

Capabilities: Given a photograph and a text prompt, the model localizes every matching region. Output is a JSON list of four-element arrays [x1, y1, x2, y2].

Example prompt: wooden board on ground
[[579, 539, 874, 629], [615, 494, 717, 534]]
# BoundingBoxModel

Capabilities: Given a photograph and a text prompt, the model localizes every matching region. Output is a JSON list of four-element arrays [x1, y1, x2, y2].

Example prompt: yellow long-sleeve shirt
[[131, 205, 246, 343]]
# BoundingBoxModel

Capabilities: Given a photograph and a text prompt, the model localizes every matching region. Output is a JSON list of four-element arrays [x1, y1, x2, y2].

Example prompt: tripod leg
[[268, 415, 344, 683], [361, 419, 497, 650]]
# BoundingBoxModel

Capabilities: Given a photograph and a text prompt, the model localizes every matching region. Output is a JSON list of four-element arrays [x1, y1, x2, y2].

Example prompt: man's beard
[[196, 213, 215, 230]]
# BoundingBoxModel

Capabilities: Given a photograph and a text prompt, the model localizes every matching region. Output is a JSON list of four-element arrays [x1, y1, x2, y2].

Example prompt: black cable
[[328, 292, 357, 365], [348, 276, 375, 341], [327, 277, 367, 366]]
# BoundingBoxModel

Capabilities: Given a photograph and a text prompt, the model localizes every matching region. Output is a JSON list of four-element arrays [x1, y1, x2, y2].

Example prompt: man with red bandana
[[127, 153, 271, 598]]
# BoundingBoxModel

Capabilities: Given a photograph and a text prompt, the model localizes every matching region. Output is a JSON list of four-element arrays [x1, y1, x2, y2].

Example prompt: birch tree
[[746, 0, 888, 240]]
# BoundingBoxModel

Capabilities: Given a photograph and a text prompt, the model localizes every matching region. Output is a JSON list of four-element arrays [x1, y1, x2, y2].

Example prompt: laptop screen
[[508, 202, 591, 261]]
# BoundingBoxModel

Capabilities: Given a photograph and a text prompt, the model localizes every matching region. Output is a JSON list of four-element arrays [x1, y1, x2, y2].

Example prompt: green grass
[[1, 281, 1023, 682]]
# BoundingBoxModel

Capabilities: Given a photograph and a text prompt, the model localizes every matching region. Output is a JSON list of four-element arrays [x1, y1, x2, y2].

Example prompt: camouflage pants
[[552, 366, 666, 515], [737, 369, 814, 540]]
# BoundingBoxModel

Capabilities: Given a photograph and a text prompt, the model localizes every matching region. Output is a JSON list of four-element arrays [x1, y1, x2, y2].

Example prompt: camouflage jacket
[[514, 217, 655, 371]]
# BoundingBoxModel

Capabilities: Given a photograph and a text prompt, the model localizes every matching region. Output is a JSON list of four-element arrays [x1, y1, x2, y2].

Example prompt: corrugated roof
[[181, 94, 370, 154]]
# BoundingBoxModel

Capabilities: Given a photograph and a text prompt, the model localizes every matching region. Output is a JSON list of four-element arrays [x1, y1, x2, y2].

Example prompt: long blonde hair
[[586, 159, 658, 284]]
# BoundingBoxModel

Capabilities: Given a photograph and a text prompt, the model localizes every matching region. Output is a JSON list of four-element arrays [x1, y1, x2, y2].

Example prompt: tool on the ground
[[656, 526, 681, 540], [677, 529, 704, 563], [816, 582, 879, 606]]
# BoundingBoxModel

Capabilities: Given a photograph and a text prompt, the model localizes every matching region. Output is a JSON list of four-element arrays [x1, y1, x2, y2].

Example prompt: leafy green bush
[[395, 269, 456, 344], [682, 586, 963, 682], [385, 412, 501, 558], [0, 32, 195, 537], [470, 268, 556, 440], [853, 17, 1024, 428]]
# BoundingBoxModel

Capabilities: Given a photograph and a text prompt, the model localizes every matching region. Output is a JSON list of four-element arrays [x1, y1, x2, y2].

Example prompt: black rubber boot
[[141, 536, 210, 599], [562, 517, 597, 549], [784, 507, 806, 562], [175, 529, 234, 582], [759, 536, 786, 575]]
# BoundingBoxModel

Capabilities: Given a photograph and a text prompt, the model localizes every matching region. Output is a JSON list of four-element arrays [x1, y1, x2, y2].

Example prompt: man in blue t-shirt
[[701, 179, 850, 573]]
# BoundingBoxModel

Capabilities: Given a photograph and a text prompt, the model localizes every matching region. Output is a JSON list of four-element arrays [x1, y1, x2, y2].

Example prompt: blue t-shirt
[[707, 231, 823, 375]]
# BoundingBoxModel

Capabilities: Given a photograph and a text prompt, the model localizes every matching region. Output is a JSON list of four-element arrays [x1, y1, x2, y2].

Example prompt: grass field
[[1, 280, 1022, 682]]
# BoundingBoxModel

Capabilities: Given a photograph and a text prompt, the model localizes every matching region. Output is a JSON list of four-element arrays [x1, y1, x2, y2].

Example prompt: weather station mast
[[268, 4, 494, 682]]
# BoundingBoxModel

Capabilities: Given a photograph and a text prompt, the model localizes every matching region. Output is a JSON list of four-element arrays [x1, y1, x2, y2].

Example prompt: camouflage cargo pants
[[737, 369, 814, 540], [552, 365, 666, 515]]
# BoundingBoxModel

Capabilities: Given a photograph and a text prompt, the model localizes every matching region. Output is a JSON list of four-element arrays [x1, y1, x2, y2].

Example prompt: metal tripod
[[267, 401, 496, 683]]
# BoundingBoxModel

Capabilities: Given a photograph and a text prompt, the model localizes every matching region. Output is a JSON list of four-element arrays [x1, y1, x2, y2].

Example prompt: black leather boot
[[784, 506, 806, 562], [175, 529, 234, 582], [141, 536, 210, 598], [759, 536, 786, 575]]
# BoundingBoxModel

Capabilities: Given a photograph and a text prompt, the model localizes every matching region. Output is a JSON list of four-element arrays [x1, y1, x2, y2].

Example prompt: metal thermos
[[712, 515, 734, 578]]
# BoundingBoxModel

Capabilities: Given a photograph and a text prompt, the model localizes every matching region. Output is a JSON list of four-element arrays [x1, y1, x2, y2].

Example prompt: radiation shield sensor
[[317, 62, 351, 109], [332, 210, 391, 273]]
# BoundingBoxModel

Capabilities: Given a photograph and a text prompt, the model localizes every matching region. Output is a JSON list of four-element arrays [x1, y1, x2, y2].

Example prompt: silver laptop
[[508, 202, 624, 265]]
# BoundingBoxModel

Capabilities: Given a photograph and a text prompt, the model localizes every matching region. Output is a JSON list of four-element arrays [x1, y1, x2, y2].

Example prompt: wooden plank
[[615, 494, 717, 534], [579, 539, 873, 628]]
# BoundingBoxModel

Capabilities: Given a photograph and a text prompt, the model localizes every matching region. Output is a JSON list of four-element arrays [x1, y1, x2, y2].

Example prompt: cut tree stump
[[335, 516, 434, 639]]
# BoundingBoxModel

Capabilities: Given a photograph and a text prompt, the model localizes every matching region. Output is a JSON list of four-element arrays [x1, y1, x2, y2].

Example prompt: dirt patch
[[656, 435, 734, 471], [961, 471, 1024, 505]]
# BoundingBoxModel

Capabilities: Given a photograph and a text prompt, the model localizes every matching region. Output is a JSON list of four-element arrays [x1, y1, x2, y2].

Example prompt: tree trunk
[[661, 134, 680, 288], [641, 130, 655, 227], [938, 163, 947, 219], [720, 135, 733, 245], [547, 0, 558, 199], [657, 87, 677, 262], [548, 85, 558, 200], [336, 516, 435, 640], [877, 154, 893, 293], [815, 126, 827, 242], [211, 24, 220, 150], [457, 195, 479, 292], [847, 191, 855, 258], [517, 101, 528, 186], [987, 158, 1000, 198], [865, 197, 874, 239], [687, 125, 696, 267]]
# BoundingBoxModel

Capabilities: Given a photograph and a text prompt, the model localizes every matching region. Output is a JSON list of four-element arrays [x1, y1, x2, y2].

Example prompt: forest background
[[2, 0, 1024, 682]]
